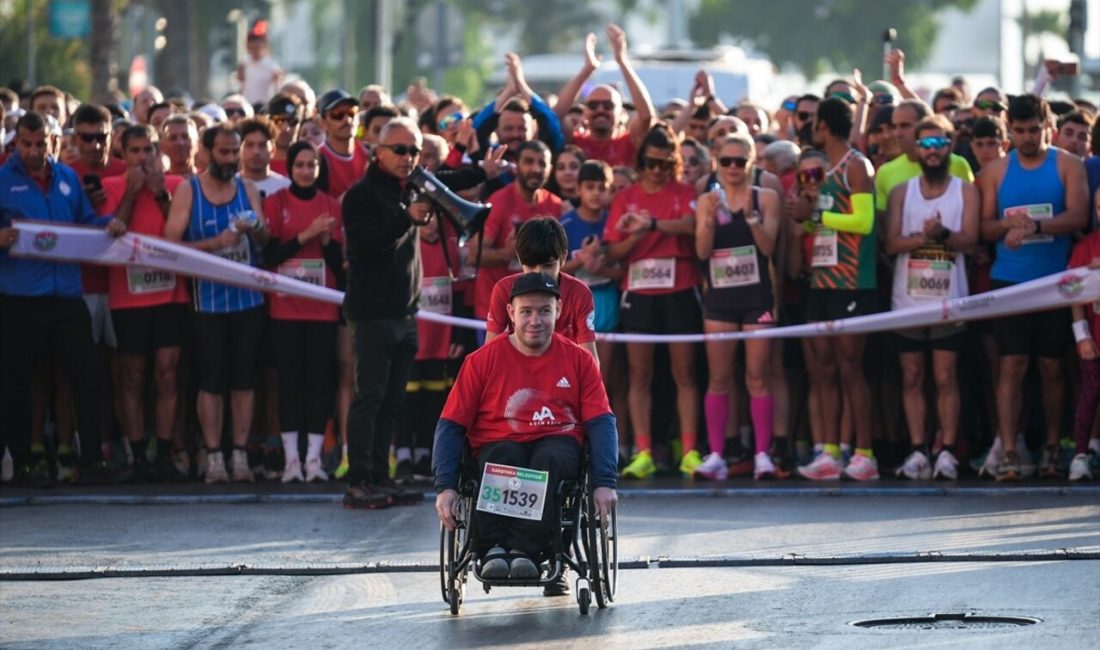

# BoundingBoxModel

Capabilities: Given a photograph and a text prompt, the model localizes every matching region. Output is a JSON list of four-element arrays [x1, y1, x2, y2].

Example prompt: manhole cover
[[851, 613, 1041, 630]]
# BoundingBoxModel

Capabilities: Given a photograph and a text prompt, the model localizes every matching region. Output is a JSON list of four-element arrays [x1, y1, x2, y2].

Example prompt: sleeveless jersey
[[186, 176, 264, 313], [991, 149, 1070, 283], [701, 187, 774, 312], [891, 176, 969, 310], [809, 149, 876, 290]]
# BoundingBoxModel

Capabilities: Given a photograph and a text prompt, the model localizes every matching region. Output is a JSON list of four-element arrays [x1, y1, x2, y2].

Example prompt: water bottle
[[228, 210, 258, 233], [710, 182, 732, 226]]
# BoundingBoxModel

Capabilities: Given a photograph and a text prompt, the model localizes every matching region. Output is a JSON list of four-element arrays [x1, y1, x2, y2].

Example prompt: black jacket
[[342, 163, 486, 321]]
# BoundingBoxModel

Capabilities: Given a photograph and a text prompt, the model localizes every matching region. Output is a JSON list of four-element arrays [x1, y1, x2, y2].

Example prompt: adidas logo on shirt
[[556, 376, 571, 389]]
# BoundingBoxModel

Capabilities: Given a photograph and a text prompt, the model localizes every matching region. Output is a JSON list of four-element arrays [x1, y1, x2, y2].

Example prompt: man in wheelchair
[[433, 272, 618, 587]]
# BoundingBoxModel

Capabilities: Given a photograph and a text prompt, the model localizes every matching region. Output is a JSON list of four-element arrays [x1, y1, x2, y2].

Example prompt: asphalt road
[[2, 495, 1098, 649]]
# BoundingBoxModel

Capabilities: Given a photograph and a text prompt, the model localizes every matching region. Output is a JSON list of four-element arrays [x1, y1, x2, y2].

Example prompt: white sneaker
[[842, 454, 880, 481], [1016, 434, 1037, 477], [173, 450, 191, 478], [753, 451, 777, 480], [204, 450, 229, 484], [230, 449, 255, 483], [304, 456, 329, 483], [1069, 453, 1094, 481], [281, 456, 304, 483], [797, 452, 841, 480], [933, 449, 959, 480], [896, 450, 932, 480], [977, 438, 1003, 479], [694, 451, 729, 480]]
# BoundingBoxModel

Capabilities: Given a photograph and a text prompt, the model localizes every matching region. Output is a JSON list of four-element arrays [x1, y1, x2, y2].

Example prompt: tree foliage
[[0, 0, 91, 97], [688, 0, 979, 79], [449, 0, 608, 55]]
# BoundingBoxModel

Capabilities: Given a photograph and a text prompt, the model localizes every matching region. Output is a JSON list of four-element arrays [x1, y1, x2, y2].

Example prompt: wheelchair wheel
[[440, 499, 469, 615], [586, 495, 617, 608], [577, 585, 591, 615]]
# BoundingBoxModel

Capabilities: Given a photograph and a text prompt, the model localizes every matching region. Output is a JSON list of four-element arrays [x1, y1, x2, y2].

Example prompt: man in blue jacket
[[0, 111, 127, 486]]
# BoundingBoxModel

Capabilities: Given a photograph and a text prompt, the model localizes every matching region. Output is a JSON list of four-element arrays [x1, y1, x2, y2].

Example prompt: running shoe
[[343, 482, 391, 509], [1068, 453, 1094, 482], [679, 449, 703, 477], [376, 477, 424, 505], [480, 546, 509, 579], [797, 452, 841, 480], [693, 451, 729, 480], [230, 449, 255, 483], [725, 450, 754, 477], [995, 450, 1021, 482], [304, 457, 329, 483], [621, 450, 656, 479], [896, 450, 932, 480], [204, 450, 229, 484], [842, 454, 880, 481], [976, 439, 1004, 479], [933, 449, 959, 481], [281, 456, 304, 483], [753, 451, 777, 480], [394, 458, 415, 483], [55, 450, 77, 483], [334, 451, 350, 480], [1038, 445, 1062, 478]]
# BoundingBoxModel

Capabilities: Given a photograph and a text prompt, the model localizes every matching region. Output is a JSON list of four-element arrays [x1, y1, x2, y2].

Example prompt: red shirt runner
[[418, 228, 461, 360], [474, 184, 562, 318], [319, 142, 369, 198], [74, 158, 128, 294], [486, 271, 596, 344], [263, 187, 344, 322], [1070, 232, 1100, 344], [603, 181, 699, 294], [572, 131, 636, 168], [441, 333, 610, 453]]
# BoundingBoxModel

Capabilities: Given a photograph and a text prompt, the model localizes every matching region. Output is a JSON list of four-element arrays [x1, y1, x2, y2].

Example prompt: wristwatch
[[155, 189, 171, 203]]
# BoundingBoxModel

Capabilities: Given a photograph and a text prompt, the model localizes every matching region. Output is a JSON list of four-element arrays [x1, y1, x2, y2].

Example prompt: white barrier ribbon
[[10, 221, 1099, 342]]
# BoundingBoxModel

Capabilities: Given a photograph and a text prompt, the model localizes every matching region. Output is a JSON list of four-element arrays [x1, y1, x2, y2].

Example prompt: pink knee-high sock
[[751, 396, 775, 455], [704, 392, 729, 457]]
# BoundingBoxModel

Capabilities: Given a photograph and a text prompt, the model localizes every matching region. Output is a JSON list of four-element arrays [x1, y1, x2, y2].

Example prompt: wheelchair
[[439, 447, 618, 616]]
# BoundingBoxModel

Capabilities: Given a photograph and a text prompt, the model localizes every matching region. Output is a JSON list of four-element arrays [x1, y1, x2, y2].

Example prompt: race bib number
[[126, 266, 176, 295], [276, 258, 325, 287], [816, 194, 835, 211], [710, 246, 760, 288], [811, 229, 838, 267], [419, 276, 452, 314], [475, 462, 548, 521], [1004, 203, 1053, 245], [907, 259, 953, 298], [628, 257, 675, 291], [218, 238, 252, 266]]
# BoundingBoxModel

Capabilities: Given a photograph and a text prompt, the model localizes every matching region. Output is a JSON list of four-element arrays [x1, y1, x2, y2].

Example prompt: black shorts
[[112, 304, 188, 356], [990, 281, 1070, 358], [704, 305, 775, 326], [805, 288, 880, 322], [620, 288, 702, 335], [895, 323, 967, 354], [193, 307, 265, 394]]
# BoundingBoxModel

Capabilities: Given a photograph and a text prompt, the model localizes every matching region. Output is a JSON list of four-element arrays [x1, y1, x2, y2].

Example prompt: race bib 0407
[[628, 257, 675, 291], [709, 246, 760, 289], [475, 463, 548, 521]]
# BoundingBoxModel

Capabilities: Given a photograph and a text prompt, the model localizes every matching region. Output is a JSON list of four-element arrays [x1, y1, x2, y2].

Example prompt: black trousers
[[347, 316, 418, 485], [397, 358, 448, 451], [0, 295, 104, 466], [271, 319, 337, 435], [474, 435, 582, 558]]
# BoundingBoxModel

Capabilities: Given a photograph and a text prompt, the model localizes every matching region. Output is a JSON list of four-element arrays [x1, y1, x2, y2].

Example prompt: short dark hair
[[796, 93, 821, 107], [238, 116, 275, 142], [690, 104, 713, 121], [816, 97, 854, 139], [502, 97, 531, 115], [1006, 94, 1049, 124], [972, 116, 1006, 140], [121, 124, 157, 150], [148, 101, 175, 120], [1057, 111, 1093, 132], [515, 217, 568, 266], [578, 159, 613, 185], [71, 103, 111, 127], [364, 103, 399, 127], [517, 139, 550, 159], [30, 85, 64, 106], [895, 99, 932, 122], [16, 111, 47, 134], [635, 122, 682, 178], [202, 123, 240, 150]]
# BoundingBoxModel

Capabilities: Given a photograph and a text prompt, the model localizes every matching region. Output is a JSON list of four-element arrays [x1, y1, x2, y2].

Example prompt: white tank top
[[891, 176, 969, 310]]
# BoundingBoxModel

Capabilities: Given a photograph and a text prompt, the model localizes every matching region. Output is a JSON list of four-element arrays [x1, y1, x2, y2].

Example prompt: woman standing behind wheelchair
[[262, 141, 344, 482], [693, 133, 782, 481]]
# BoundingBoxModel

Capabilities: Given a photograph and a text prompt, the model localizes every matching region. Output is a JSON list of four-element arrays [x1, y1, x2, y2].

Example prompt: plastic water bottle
[[710, 182, 732, 226], [228, 210, 258, 233]]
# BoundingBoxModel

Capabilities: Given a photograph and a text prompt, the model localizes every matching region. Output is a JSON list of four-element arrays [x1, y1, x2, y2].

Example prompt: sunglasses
[[916, 135, 951, 150], [798, 167, 825, 184], [718, 155, 749, 169], [641, 156, 675, 171], [224, 108, 247, 118], [272, 116, 300, 127], [327, 108, 358, 121], [829, 91, 856, 104], [585, 99, 616, 111], [781, 100, 798, 112], [76, 132, 109, 144], [381, 144, 421, 157], [974, 99, 1005, 113], [796, 111, 814, 122], [437, 112, 465, 131]]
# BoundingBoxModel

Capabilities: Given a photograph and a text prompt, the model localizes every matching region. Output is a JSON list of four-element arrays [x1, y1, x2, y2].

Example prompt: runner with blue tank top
[[165, 124, 270, 485], [978, 94, 1090, 482]]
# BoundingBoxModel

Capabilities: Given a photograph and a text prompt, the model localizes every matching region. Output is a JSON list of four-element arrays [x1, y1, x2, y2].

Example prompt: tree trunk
[[89, 0, 120, 101]]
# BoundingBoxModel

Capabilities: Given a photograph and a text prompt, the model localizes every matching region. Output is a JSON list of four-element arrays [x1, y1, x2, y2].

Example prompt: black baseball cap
[[265, 95, 303, 120], [509, 273, 560, 300], [319, 89, 356, 115]]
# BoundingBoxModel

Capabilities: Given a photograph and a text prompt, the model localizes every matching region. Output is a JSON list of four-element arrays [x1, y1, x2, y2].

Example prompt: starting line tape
[[10, 221, 1100, 342]]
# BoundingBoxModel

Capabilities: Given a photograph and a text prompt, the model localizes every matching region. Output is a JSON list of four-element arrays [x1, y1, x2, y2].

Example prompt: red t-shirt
[[319, 141, 369, 198], [263, 188, 344, 322], [572, 131, 636, 167], [271, 158, 288, 178], [1069, 232, 1100, 344], [486, 272, 596, 344], [103, 175, 188, 310], [75, 158, 128, 294], [418, 231, 459, 360], [440, 333, 611, 452], [603, 181, 699, 294], [473, 184, 562, 318]]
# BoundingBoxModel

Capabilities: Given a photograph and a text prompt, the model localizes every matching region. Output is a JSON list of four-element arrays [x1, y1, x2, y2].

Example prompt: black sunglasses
[[224, 108, 247, 118], [796, 111, 814, 122], [718, 156, 749, 169], [586, 100, 615, 111], [382, 144, 421, 157], [641, 156, 674, 171], [76, 132, 109, 144]]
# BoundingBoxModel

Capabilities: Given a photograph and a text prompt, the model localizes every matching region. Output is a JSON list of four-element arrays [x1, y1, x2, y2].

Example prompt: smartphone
[[82, 174, 102, 193]]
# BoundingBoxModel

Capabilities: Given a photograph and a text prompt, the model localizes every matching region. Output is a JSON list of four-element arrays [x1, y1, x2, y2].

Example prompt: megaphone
[[407, 167, 491, 243]]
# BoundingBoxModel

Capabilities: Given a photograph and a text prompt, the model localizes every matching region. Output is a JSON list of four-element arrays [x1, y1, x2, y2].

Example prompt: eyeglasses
[[798, 167, 825, 184], [974, 99, 1005, 113], [327, 108, 358, 121], [437, 112, 465, 131], [76, 132, 109, 144], [796, 111, 814, 122], [717, 156, 749, 169], [916, 135, 951, 150], [381, 144, 421, 157], [224, 107, 247, 118], [585, 99, 616, 111], [641, 156, 674, 171]]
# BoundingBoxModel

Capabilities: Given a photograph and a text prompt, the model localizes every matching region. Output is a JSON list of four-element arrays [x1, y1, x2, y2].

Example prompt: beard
[[209, 160, 239, 182], [920, 154, 950, 182]]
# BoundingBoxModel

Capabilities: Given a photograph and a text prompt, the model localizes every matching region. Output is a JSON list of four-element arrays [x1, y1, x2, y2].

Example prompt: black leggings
[[270, 319, 337, 434], [193, 308, 265, 394], [397, 359, 449, 450]]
